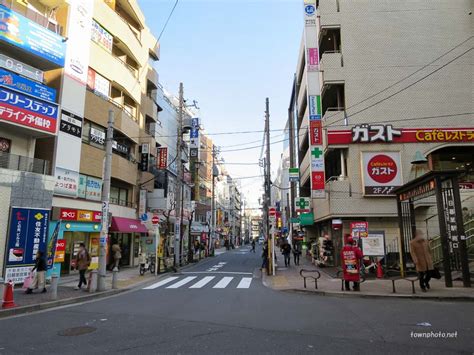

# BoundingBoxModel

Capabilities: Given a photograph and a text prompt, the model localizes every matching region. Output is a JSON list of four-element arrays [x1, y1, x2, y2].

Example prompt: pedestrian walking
[[281, 241, 292, 267], [409, 229, 434, 292], [25, 251, 47, 294], [261, 242, 269, 270], [251, 239, 256, 253], [293, 243, 301, 266], [341, 236, 363, 291], [111, 243, 122, 270], [75, 243, 90, 290]]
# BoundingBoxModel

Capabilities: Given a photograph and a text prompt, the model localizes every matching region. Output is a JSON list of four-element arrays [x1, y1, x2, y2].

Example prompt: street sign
[[152, 215, 159, 225], [295, 197, 311, 213], [289, 167, 299, 182], [269, 207, 276, 217]]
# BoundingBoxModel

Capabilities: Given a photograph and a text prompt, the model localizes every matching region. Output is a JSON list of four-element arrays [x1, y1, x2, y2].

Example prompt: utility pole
[[288, 75, 297, 244], [98, 109, 114, 291], [210, 145, 217, 256], [174, 82, 184, 268], [264, 98, 274, 275]]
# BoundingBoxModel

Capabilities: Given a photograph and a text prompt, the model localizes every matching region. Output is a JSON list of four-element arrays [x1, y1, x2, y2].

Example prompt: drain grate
[[58, 326, 97, 336]]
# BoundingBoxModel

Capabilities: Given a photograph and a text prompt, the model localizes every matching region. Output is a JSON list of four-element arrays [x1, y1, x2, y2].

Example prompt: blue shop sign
[[0, 5, 66, 67], [0, 68, 56, 102], [6, 207, 49, 267]]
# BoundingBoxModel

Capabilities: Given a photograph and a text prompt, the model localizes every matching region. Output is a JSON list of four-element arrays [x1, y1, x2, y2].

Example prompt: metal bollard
[[50, 275, 59, 300], [112, 268, 118, 289], [89, 270, 98, 293]]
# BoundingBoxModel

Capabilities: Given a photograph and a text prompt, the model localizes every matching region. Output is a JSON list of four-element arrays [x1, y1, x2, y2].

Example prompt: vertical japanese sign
[[303, 0, 325, 199], [158, 147, 168, 169], [443, 191, 460, 250], [64, 0, 93, 84], [362, 152, 402, 196], [5, 208, 50, 284]]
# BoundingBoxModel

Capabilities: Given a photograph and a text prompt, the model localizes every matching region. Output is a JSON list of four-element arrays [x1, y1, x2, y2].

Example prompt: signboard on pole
[[5, 207, 50, 283], [295, 197, 311, 213], [289, 167, 299, 182], [362, 231, 386, 256]]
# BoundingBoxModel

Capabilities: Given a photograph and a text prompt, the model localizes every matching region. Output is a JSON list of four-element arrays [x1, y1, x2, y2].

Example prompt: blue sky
[[138, 0, 302, 208]]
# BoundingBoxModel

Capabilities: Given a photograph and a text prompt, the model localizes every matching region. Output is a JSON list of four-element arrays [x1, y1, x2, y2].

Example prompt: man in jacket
[[75, 243, 90, 290], [281, 241, 292, 267], [410, 230, 434, 292], [25, 251, 47, 294], [341, 237, 363, 291]]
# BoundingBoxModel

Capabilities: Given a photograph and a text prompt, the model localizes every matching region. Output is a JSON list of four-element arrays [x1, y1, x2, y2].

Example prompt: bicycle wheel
[[139, 266, 145, 276], [150, 263, 155, 274]]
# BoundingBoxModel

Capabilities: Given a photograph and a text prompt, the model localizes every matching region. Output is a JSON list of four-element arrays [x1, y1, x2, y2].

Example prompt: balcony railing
[[110, 197, 134, 208], [0, 152, 50, 175]]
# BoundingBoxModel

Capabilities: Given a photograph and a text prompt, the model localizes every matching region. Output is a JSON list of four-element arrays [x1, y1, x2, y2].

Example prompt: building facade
[[0, 0, 161, 281], [291, 0, 473, 267]]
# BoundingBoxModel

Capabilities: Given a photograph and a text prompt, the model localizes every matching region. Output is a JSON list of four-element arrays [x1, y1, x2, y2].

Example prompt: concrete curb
[[0, 256, 217, 319], [261, 271, 474, 302], [0, 288, 127, 319]]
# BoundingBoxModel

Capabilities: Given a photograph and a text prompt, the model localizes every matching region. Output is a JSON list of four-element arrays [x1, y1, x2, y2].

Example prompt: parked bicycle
[[139, 254, 156, 275]]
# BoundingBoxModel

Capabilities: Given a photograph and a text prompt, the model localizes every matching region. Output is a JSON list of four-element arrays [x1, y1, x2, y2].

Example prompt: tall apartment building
[[291, 0, 473, 266], [0, 0, 161, 281], [0, 0, 65, 281]]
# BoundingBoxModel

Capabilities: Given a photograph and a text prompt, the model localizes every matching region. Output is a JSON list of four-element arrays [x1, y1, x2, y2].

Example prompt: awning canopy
[[110, 217, 147, 233]]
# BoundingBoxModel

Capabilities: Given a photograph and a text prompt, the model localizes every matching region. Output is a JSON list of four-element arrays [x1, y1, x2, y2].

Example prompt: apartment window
[[110, 186, 130, 207], [322, 83, 345, 117], [82, 120, 106, 150], [319, 28, 342, 59], [325, 148, 348, 180]]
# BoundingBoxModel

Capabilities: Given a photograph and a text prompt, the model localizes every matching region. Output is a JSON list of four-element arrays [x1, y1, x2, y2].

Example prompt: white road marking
[[182, 271, 252, 275], [166, 276, 197, 289], [189, 276, 215, 288], [213, 276, 234, 288], [236, 277, 252, 289], [143, 277, 179, 290]]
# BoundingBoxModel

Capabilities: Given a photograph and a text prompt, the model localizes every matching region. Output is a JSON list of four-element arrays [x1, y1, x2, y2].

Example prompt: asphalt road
[[0, 245, 473, 354]]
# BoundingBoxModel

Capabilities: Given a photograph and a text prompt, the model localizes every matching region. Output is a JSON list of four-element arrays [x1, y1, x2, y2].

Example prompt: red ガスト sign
[[367, 154, 397, 184], [310, 120, 322, 145]]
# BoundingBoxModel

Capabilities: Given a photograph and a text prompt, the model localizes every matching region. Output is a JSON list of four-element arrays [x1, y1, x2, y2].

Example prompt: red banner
[[311, 171, 325, 190], [327, 127, 474, 145], [158, 147, 168, 169], [310, 120, 322, 145]]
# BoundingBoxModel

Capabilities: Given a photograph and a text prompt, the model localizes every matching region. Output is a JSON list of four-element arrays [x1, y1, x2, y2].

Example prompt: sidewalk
[[1, 249, 231, 318], [262, 254, 474, 301]]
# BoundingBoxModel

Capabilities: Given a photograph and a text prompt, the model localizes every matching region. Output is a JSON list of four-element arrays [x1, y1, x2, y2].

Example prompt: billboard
[[362, 152, 402, 196], [0, 68, 56, 101], [63, 0, 93, 84], [0, 87, 58, 134], [54, 167, 79, 197], [0, 5, 66, 67], [5, 207, 50, 284], [0, 54, 44, 82]]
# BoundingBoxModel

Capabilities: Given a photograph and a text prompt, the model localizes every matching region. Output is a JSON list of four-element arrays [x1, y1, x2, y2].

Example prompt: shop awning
[[110, 217, 147, 233]]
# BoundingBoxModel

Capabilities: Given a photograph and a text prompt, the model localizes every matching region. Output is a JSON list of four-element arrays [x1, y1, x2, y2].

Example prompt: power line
[[157, 0, 179, 41], [325, 47, 473, 128], [323, 36, 473, 123]]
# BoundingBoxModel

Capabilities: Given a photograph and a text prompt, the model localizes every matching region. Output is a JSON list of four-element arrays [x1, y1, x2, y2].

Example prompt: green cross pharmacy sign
[[295, 197, 311, 212]]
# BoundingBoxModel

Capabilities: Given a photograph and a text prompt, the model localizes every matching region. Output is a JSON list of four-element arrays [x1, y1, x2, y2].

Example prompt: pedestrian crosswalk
[[142, 275, 253, 290]]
